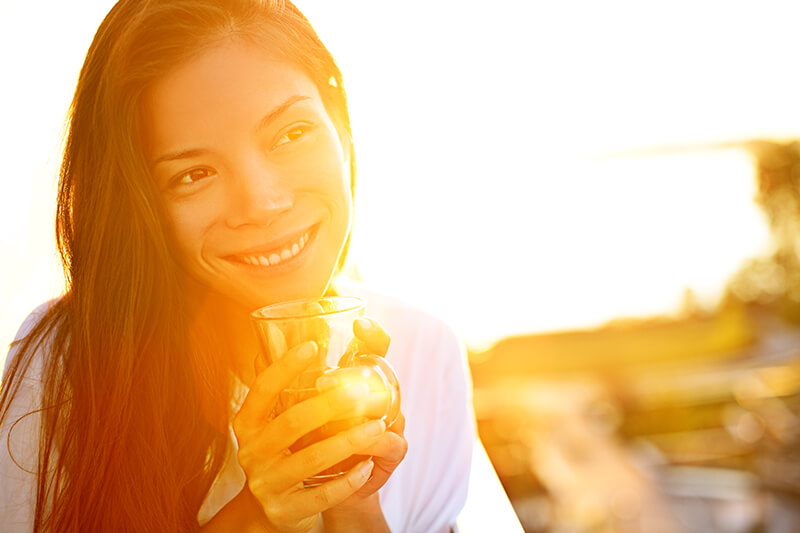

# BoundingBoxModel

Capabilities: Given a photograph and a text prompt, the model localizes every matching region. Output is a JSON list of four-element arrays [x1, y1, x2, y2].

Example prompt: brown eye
[[273, 125, 309, 149], [175, 167, 214, 186]]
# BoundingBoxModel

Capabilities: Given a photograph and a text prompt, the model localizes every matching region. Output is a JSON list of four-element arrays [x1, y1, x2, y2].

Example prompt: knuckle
[[281, 408, 304, 434], [395, 435, 409, 455], [247, 476, 265, 499], [345, 427, 367, 448], [299, 447, 323, 471], [262, 500, 283, 522], [314, 485, 333, 508], [236, 448, 252, 469], [252, 373, 272, 397], [384, 434, 408, 460], [344, 432, 360, 448], [397, 440, 409, 460]]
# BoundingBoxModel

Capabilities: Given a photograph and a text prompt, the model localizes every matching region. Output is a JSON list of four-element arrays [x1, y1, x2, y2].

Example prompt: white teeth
[[238, 229, 312, 266]]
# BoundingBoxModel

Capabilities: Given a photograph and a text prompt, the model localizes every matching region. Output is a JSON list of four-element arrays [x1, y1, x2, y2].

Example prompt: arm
[[0, 367, 41, 533], [320, 493, 390, 533], [0, 306, 52, 533], [197, 485, 396, 533], [199, 487, 270, 533]]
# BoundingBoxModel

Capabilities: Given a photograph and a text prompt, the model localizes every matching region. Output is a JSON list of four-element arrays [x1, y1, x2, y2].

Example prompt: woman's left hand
[[322, 318, 408, 525]]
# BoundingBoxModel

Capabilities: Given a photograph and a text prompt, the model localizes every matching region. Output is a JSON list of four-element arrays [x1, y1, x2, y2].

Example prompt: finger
[[303, 301, 325, 315], [354, 431, 407, 464], [265, 322, 289, 360], [254, 353, 267, 375], [387, 411, 406, 435], [353, 432, 408, 496], [289, 458, 375, 515], [264, 381, 373, 453], [353, 317, 390, 356], [288, 302, 325, 350], [235, 341, 318, 432], [293, 302, 330, 387], [268, 419, 387, 491]]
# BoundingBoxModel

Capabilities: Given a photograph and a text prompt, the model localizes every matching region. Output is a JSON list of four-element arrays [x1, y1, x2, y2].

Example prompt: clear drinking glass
[[250, 296, 401, 487]]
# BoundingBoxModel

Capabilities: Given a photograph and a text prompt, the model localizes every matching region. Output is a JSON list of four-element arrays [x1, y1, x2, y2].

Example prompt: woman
[[0, 1, 475, 531]]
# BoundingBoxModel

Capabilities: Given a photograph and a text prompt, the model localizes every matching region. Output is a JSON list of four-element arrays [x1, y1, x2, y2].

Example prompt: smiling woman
[[0, 1, 475, 532]]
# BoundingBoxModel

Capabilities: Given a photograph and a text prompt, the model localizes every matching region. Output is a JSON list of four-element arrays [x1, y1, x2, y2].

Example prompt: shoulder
[[1, 300, 60, 528], [4, 298, 60, 379]]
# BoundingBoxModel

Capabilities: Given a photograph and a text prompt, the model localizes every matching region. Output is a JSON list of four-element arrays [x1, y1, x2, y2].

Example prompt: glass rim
[[250, 295, 365, 321]]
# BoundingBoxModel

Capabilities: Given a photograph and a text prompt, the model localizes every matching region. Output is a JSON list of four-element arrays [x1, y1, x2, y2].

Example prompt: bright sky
[[1, 0, 797, 360]]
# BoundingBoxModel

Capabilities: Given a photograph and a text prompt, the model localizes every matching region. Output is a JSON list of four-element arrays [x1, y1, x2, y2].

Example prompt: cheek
[[297, 127, 351, 194], [164, 201, 216, 264]]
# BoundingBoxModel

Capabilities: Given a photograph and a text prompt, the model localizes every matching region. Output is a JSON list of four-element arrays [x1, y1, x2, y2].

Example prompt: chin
[[236, 278, 333, 313]]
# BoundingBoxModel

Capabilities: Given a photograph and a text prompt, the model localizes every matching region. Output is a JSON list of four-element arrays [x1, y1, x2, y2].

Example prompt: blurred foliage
[[729, 140, 800, 322], [470, 139, 800, 532]]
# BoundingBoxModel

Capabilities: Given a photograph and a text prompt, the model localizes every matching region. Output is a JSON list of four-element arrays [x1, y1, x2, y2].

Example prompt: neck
[[194, 291, 260, 386], [228, 311, 260, 386]]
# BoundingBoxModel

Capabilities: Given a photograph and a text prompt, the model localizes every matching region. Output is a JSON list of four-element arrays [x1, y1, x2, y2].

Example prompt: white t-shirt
[[1, 288, 476, 532]]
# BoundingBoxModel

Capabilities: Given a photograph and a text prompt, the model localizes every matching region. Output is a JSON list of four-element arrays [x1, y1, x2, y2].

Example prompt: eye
[[172, 167, 215, 187], [272, 124, 311, 150]]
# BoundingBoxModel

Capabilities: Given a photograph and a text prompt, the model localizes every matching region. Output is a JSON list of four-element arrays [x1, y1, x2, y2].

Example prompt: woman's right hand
[[232, 340, 388, 533]]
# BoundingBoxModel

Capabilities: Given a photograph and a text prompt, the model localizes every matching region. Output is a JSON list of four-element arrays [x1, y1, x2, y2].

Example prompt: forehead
[[141, 39, 324, 152]]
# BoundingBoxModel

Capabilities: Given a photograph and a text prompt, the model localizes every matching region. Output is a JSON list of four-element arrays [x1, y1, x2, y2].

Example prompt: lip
[[228, 223, 319, 258], [222, 224, 319, 275]]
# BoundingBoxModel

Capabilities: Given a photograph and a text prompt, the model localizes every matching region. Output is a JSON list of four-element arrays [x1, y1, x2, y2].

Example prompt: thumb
[[353, 317, 391, 356]]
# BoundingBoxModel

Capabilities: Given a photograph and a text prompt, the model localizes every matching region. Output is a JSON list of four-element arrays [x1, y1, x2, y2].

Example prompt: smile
[[230, 228, 314, 268]]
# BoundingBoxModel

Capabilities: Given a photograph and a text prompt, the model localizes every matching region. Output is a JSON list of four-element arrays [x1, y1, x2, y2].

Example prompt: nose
[[225, 159, 295, 228]]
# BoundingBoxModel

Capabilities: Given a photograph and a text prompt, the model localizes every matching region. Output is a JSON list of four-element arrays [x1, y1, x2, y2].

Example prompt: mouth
[[225, 224, 318, 270]]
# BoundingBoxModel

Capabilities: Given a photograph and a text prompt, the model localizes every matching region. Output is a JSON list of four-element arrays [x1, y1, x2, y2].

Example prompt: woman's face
[[143, 39, 352, 311]]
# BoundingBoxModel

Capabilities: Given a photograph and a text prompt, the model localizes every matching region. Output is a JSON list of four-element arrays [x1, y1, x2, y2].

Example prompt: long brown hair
[[0, 1, 354, 531]]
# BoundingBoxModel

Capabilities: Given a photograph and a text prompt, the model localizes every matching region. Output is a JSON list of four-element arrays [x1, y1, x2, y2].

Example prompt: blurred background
[[3, 1, 800, 531]]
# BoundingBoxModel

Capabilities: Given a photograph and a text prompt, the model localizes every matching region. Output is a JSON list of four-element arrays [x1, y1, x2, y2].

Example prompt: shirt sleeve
[[1, 304, 52, 533]]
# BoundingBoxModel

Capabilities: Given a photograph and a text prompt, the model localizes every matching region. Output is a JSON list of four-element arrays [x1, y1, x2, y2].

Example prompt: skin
[[142, 39, 407, 532], [143, 39, 352, 313]]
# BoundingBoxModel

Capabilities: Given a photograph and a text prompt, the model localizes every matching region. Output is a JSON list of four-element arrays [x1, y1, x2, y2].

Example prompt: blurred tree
[[729, 140, 800, 322]]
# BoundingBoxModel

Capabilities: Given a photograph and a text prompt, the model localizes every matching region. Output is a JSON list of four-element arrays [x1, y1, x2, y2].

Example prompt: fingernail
[[316, 375, 338, 391], [346, 382, 370, 398], [297, 341, 317, 360], [358, 458, 374, 478], [354, 317, 372, 332], [364, 419, 385, 436]]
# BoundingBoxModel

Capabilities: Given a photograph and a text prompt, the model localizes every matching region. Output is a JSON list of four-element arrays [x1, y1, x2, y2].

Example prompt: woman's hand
[[233, 340, 390, 533], [322, 318, 408, 527], [320, 413, 406, 532]]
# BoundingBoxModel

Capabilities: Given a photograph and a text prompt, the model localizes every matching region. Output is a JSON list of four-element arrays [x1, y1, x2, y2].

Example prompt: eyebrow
[[256, 95, 311, 133], [152, 95, 312, 166]]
